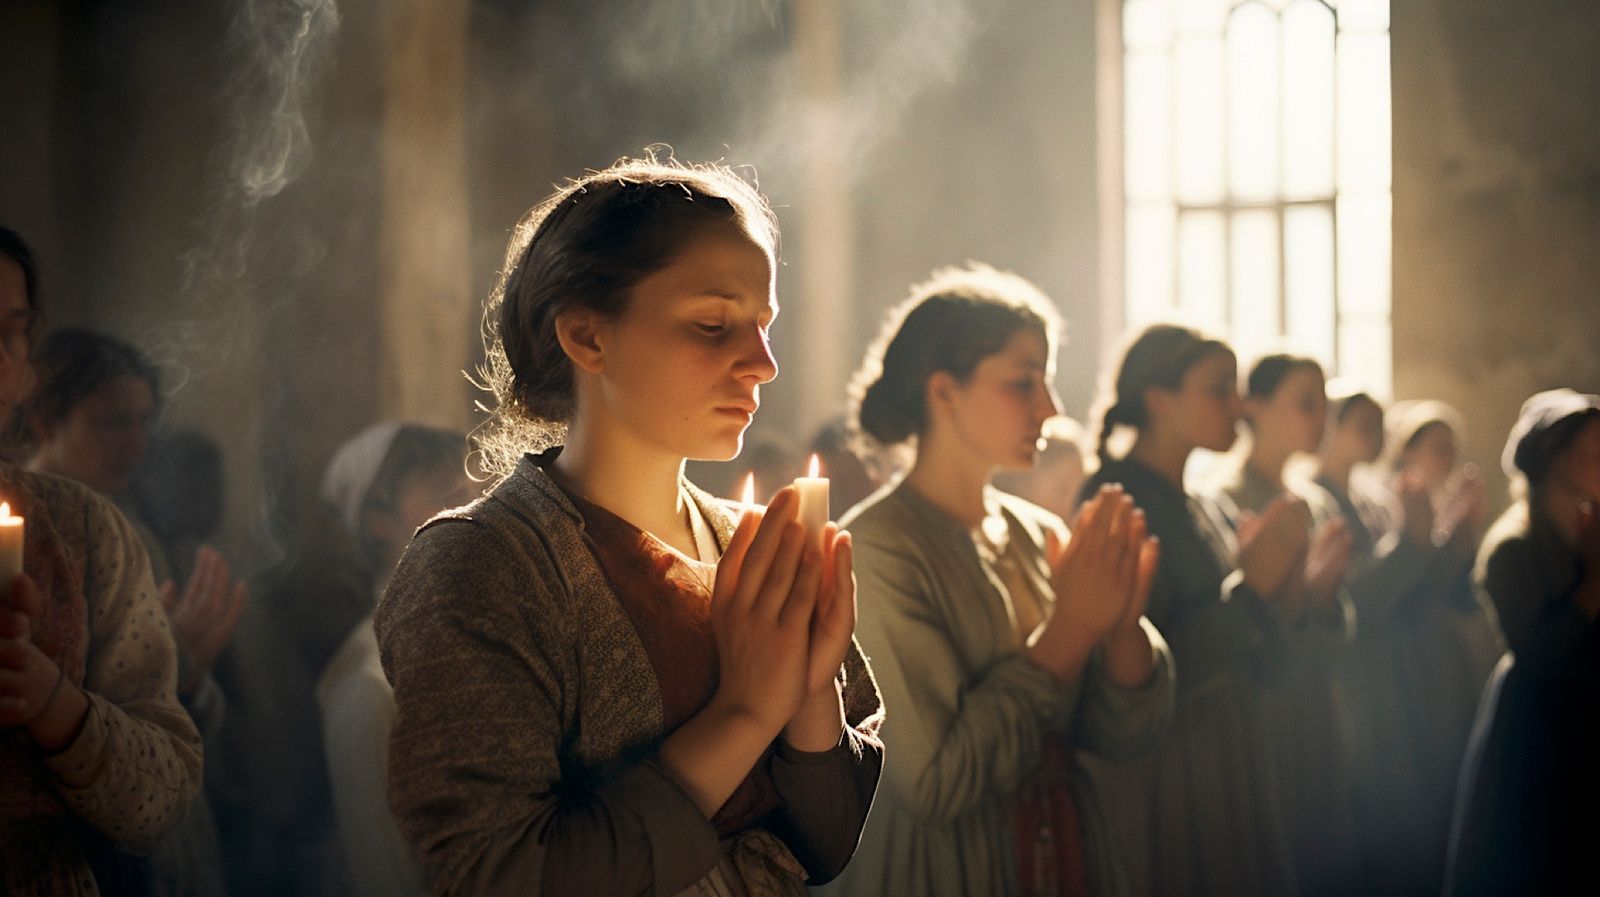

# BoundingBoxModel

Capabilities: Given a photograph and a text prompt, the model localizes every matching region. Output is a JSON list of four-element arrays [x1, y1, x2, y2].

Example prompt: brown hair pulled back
[[848, 263, 1060, 456], [477, 153, 777, 479], [1090, 323, 1233, 465]]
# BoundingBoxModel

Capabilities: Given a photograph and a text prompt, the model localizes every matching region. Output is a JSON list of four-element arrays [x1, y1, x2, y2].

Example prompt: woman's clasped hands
[[1031, 484, 1161, 684], [708, 486, 856, 752]]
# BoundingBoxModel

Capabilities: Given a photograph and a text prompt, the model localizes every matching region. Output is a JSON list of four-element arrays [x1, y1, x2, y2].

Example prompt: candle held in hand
[[739, 472, 756, 514], [794, 454, 829, 551], [0, 502, 23, 591]]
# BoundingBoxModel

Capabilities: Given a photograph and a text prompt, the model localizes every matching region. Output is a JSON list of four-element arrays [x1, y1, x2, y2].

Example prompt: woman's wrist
[[1027, 619, 1098, 684], [27, 677, 91, 752], [659, 696, 777, 818], [781, 680, 845, 753], [1101, 620, 1155, 688]]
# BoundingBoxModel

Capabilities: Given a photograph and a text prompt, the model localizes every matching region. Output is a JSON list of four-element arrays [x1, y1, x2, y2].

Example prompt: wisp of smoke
[[232, 0, 341, 206], [162, 0, 340, 573]]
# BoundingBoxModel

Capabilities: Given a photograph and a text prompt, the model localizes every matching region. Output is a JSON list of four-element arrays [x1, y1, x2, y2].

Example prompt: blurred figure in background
[[19, 326, 243, 897], [217, 423, 468, 897], [992, 414, 1088, 525], [1323, 398, 1500, 895], [313, 423, 471, 897], [0, 225, 203, 896], [1083, 324, 1309, 897], [1313, 385, 1447, 896], [130, 429, 226, 588], [1448, 389, 1600, 896], [810, 416, 881, 515], [1206, 353, 1358, 896]]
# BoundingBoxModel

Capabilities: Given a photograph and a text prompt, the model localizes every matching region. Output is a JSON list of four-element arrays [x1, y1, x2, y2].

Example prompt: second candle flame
[[739, 472, 756, 511]]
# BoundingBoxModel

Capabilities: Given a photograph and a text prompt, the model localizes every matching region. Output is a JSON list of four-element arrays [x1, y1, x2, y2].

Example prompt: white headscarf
[[320, 422, 404, 538]]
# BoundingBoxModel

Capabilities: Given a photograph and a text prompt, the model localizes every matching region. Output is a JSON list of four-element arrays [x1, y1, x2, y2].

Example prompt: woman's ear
[[1143, 385, 1174, 423], [925, 370, 958, 416], [553, 308, 607, 375]]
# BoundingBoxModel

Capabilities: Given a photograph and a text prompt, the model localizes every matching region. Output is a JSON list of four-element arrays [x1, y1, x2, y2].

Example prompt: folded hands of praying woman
[[158, 544, 249, 695], [0, 574, 90, 749], [659, 486, 855, 815], [1031, 484, 1161, 685], [1238, 495, 1312, 613]]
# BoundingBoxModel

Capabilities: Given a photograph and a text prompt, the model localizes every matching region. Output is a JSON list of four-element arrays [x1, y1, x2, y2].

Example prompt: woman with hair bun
[[375, 156, 882, 897], [824, 263, 1173, 897], [1082, 324, 1310, 897]]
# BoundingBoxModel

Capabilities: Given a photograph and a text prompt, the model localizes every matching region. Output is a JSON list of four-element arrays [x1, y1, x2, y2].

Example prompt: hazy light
[[1126, 204, 1177, 326], [1285, 204, 1336, 363], [1175, 36, 1225, 204], [1282, 0, 1335, 199], [1226, 3, 1280, 202], [1123, 0, 1172, 50], [1338, 30, 1391, 192], [1174, 0, 1228, 36], [1121, 0, 1392, 395], [1230, 208, 1281, 361], [1179, 210, 1227, 327], [1337, 192, 1392, 320], [1125, 50, 1172, 201], [1337, 0, 1391, 32]]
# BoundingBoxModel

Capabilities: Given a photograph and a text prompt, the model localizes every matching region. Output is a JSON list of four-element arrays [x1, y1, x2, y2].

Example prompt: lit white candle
[[794, 454, 829, 551], [738, 472, 756, 514], [0, 502, 23, 590]]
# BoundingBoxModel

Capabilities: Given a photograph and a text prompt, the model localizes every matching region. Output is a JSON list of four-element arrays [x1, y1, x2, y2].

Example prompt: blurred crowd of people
[[0, 151, 1595, 897]]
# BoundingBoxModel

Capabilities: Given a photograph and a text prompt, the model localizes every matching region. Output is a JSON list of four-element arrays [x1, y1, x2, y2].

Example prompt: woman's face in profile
[[940, 328, 1061, 473], [1550, 417, 1600, 504], [1168, 351, 1242, 454], [1252, 367, 1328, 455], [582, 220, 779, 463]]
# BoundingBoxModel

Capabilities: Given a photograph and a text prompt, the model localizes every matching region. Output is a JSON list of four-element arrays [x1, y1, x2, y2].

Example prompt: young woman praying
[[1083, 324, 1311, 897], [374, 157, 882, 897], [822, 264, 1173, 897], [1206, 353, 1359, 896]]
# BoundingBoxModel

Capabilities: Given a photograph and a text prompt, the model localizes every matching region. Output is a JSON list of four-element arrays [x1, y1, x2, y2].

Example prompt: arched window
[[1120, 0, 1391, 394]]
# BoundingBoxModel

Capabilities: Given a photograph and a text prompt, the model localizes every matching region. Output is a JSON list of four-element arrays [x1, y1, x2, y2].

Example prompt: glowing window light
[[1121, 0, 1392, 399]]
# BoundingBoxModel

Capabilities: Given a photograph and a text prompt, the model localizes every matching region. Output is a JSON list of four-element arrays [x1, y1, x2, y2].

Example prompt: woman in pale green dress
[[821, 264, 1175, 897]]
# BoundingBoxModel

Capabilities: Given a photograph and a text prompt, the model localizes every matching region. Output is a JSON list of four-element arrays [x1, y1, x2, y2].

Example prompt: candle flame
[[0, 503, 8, 518], [739, 472, 755, 510], [808, 453, 821, 478]]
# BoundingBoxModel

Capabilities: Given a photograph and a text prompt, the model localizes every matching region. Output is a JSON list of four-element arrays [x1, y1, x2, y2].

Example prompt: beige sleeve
[[43, 494, 203, 851]]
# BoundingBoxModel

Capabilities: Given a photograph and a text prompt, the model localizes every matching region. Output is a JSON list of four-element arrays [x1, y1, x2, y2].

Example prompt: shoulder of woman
[[8, 465, 117, 529], [377, 494, 572, 634], [1477, 503, 1538, 578]]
